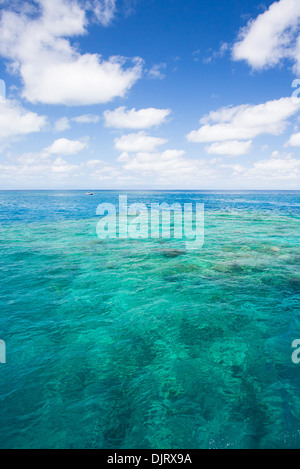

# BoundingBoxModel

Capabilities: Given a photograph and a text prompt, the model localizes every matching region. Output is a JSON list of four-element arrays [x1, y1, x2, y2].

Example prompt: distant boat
[[86, 192, 94, 196]]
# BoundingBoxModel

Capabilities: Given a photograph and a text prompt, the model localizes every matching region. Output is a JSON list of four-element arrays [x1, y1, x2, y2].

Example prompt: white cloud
[[120, 149, 186, 171], [0, 149, 118, 186], [0, 0, 143, 105], [104, 106, 171, 129], [232, 0, 300, 73], [114, 132, 168, 152], [187, 97, 300, 142], [72, 114, 100, 124], [203, 42, 229, 64], [226, 154, 300, 181], [85, 158, 121, 181], [286, 132, 300, 146], [45, 138, 87, 155], [90, 0, 117, 26], [148, 63, 166, 80], [0, 152, 79, 183], [0, 99, 46, 141], [54, 117, 70, 132], [117, 148, 218, 185], [205, 140, 252, 156], [2, 144, 299, 189]]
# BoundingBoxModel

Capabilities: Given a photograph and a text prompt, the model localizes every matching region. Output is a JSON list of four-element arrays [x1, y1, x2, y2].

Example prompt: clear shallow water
[[0, 191, 300, 449]]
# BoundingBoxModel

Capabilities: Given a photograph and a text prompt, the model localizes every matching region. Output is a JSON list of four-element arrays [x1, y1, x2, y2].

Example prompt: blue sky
[[0, 0, 300, 189]]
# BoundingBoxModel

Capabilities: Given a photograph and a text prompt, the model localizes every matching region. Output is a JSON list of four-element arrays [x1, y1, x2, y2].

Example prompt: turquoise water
[[0, 191, 300, 449]]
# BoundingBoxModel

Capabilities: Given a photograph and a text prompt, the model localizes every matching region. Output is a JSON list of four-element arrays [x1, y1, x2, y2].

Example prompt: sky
[[0, 0, 300, 190]]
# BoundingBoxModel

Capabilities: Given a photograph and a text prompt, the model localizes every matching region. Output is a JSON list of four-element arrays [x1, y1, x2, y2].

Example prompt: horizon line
[[0, 189, 300, 192]]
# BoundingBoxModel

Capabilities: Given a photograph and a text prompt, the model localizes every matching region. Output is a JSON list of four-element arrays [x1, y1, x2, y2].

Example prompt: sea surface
[[0, 190, 300, 449]]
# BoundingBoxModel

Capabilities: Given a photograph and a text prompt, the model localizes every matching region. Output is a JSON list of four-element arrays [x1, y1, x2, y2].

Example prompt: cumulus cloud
[[2, 144, 299, 189], [187, 97, 300, 143], [72, 114, 100, 124], [0, 152, 79, 184], [0, 149, 117, 186], [45, 138, 87, 155], [0, 99, 46, 141], [286, 132, 300, 146], [205, 140, 252, 156], [104, 106, 171, 129], [226, 153, 300, 181], [114, 132, 168, 152], [0, 0, 143, 105], [117, 149, 218, 186], [232, 0, 300, 73], [120, 149, 185, 168], [54, 117, 71, 132]]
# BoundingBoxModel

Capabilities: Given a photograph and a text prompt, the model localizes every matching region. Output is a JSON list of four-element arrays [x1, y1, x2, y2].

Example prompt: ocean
[[0, 190, 300, 449]]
